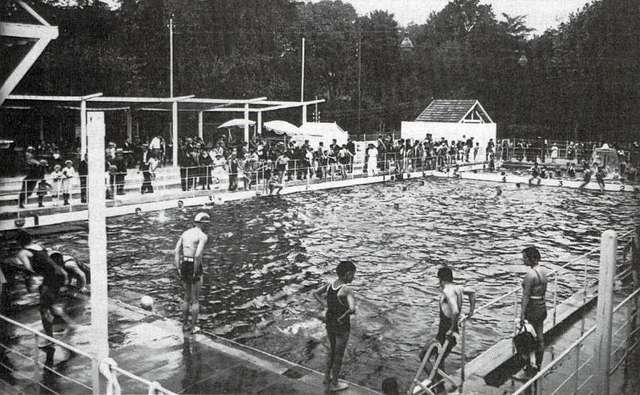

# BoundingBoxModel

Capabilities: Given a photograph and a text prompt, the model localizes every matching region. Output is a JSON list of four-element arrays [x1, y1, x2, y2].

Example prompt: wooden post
[[595, 230, 617, 395], [39, 114, 44, 144], [172, 101, 178, 167], [87, 112, 108, 395], [257, 111, 262, 137], [302, 105, 307, 125], [126, 110, 132, 142], [198, 111, 204, 140], [244, 103, 250, 143], [80, 100, 87, 159]]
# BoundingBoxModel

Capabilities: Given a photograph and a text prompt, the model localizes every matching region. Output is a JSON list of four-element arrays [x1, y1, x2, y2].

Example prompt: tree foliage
[[9, 0, 640, 141]]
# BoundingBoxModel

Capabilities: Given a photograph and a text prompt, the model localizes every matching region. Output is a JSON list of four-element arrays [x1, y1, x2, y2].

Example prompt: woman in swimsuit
[[520, 246, 548, 373]]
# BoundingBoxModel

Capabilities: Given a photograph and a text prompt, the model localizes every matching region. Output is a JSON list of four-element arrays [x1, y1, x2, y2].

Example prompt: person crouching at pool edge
[[313, 260, 356, 392], [517, 246, 548, 378]]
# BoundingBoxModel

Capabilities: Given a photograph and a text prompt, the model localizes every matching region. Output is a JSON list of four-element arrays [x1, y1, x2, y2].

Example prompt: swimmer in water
[[174, 212, 210, 334], [314, 260, 357, 392], [578, 161, 592, 189], [496, 186, 503, 196], [528, 162, 541, 186], [595, 166, 606, 192], [268, 172, 284, 196], [135, 207, 142, 216]]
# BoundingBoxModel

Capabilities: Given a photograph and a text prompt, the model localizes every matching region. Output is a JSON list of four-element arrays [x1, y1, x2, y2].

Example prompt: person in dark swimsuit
[[314, 260, 356, 392], [519, 246, 548, 376], [421, 267, 475, 370], [3, 231, 67, 347]]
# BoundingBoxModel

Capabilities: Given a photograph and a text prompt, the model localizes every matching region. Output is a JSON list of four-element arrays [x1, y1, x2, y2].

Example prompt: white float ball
[[140, 295, 154, 310]]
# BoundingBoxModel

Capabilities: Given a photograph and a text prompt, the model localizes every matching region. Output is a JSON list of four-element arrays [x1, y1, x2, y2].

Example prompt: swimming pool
[[8, 177, 640, 389]]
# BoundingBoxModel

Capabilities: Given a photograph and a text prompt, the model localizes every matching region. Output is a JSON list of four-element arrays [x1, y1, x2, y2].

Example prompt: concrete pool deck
[[0, 291, 379, 395]]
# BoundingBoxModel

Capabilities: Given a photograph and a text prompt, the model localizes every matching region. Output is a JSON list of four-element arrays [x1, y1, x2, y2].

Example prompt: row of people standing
[[18, 147, 86, 208]]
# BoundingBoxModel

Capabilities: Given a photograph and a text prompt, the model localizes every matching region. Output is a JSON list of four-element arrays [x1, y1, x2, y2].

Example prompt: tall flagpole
[[169, 16, 174, 98]]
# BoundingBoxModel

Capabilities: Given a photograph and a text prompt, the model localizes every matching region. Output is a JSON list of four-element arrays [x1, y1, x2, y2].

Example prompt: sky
[[98, 0, 588, 34], [331, 0, 590, 33]]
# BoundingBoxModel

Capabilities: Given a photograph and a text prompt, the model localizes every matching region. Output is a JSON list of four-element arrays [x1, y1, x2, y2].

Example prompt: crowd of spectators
[[9, 133, 640, 209]]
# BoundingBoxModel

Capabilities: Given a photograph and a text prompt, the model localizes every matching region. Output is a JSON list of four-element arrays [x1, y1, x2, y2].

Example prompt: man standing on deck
[[174, 212, 210, 334], [421, 267, 475, 371]]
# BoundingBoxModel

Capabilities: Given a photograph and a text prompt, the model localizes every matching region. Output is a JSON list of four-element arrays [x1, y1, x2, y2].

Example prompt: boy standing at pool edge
[[175, 212, 210, 334], [314, 260, 357, 392]]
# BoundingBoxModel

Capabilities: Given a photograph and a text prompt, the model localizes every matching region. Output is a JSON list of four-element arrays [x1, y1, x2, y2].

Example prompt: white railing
[[512, 285, 640, 395], [6, 155, 487, 210], [0, 313, 175, 395]]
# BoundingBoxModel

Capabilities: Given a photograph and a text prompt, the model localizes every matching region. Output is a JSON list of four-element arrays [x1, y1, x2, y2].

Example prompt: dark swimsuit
[[27, 248, 63, 307], [525, 268, 547, 324], [180, 256, 202, 282], [325, 283, 350, 334]]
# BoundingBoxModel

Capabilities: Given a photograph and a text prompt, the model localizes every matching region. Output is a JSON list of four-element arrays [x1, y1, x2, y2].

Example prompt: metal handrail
[[512, 286, 640, 395], [0, 313, 176, 395]]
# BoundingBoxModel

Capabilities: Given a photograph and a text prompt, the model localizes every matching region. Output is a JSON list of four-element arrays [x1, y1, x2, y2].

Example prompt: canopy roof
[[2, 93, 325, 113]]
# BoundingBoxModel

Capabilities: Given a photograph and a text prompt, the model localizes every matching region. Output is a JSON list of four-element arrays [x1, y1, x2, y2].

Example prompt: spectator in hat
[[106, 142, 117, 160], [50, 164, 64, 205], [61, 160, 76, 205], [112, 149, 127, 195]]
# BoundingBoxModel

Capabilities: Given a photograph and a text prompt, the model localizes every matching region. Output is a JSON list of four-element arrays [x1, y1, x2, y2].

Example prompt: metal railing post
[[513, 289, 519, 354], [32, 333, 39, 390], [583, 256, 589, 303], [460, 319, 466, 392], [553, 274, 558, 326], [574, 341, 580, 394]]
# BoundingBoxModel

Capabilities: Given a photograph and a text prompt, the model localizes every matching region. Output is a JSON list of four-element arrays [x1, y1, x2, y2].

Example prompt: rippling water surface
[[16, 178, 640, 389]]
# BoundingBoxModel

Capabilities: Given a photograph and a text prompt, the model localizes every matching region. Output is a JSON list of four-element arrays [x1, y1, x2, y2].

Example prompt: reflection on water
[[10, 178, 640, 389]]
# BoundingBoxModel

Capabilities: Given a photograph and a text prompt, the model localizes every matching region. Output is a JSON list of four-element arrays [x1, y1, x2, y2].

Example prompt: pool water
[[8, 177, 640, 389]]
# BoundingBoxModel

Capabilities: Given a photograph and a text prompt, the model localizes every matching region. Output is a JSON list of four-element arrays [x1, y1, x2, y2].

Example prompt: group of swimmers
[[3, 210, 638, 394], [527, 160, 609, 191], [1, 231, 89, 347], [173, 211, 553, 393]]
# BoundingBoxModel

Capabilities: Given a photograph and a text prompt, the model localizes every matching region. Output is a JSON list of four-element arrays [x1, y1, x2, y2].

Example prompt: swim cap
[[194, 212, 211, 223]]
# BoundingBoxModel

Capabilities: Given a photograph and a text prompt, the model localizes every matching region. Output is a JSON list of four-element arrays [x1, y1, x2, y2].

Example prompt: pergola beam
[[0, 22, 58, 39]]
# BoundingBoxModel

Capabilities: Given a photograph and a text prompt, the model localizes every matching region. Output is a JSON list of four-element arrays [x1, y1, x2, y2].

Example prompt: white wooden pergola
[[3, 94, 325, 166], [0, 1, 59, 106]]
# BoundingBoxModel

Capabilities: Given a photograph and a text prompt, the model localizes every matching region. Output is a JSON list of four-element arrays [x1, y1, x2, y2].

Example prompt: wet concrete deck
[[0, 294, 378, 395]]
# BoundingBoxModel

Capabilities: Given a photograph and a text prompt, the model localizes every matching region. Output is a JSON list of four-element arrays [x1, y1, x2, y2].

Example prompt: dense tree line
[[6, 0, 640, 141]]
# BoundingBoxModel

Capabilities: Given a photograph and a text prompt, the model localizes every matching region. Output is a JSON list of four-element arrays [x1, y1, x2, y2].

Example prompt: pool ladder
[[409, 333, 460, 395]]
